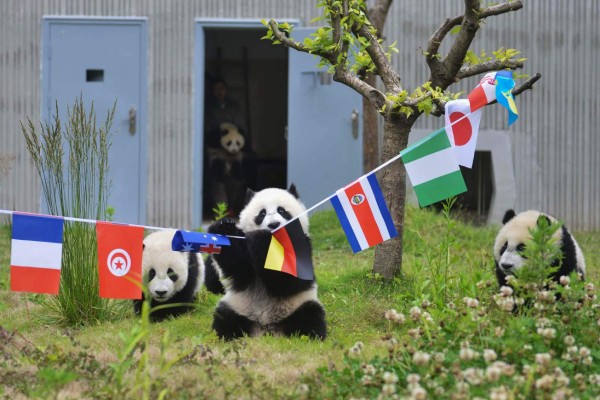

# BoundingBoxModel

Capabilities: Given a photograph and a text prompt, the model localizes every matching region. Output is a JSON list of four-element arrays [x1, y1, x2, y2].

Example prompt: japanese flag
[[444, 99, 482, 168]]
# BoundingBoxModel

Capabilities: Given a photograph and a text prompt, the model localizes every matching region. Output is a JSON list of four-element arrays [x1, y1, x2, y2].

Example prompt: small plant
[[21, 96, 125, 326], [212, 202, 229, 221]]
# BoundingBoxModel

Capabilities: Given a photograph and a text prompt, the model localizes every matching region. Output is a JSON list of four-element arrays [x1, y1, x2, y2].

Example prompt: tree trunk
[[362, 73, 379, 173], [372, 112, 416, 279]]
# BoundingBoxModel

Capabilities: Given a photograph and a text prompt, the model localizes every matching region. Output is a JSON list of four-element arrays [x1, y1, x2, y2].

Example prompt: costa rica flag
[[331, 173, 398, 253]]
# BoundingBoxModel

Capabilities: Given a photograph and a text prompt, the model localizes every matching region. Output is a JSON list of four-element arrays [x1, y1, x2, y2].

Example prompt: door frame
[[41, 16, 148, 224], [192, 18, 300, 227]]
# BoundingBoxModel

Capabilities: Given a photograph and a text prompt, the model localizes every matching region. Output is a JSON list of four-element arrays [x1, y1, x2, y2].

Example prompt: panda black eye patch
[[277, 206, 292, 220], [500, 242, 507, 255], [226, 140, 232, 146], [167, 268, 178, 282], [516, 243, 526, 256], [149, 268, 156, 280], [255, 209, 267, 225]]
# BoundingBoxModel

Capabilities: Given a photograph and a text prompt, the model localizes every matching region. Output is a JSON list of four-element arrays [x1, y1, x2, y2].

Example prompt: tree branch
[[333, 69, 387, 110], [268, 20, 334, 63], [456, 60, 524, 80], [426, 0, 524, 89], [367, 0, 394, 33], [354, 24, 402, 93], [427, 1, 524, 59], [430, 72, 542, 116]]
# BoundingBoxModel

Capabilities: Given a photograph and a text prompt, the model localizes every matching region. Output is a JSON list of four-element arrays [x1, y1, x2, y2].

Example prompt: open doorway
[[201, 27, 288, 218], [435, 151, 493, 225]]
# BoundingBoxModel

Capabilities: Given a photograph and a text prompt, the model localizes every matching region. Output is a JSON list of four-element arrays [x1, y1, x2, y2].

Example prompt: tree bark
[[372, 112, 416, 278], [362, 74, 379, 173]]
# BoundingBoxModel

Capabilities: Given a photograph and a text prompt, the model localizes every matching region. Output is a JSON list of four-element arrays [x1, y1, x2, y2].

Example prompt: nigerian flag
[[400, 128, 467, 207]]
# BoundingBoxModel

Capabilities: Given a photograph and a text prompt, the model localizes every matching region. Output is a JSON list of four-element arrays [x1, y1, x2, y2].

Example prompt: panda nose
[[501, 263, 514, 270], [268, 221, 280, 230], [155, 290, 168, 297]]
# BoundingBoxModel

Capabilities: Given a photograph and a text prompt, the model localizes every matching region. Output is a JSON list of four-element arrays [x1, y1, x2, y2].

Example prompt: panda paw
[[208, 217, 239, 236]]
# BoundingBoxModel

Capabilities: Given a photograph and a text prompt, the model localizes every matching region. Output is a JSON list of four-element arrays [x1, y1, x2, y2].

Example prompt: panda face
[[493, 210, 560, 275], [142, 230, 190, 302], [238, 185, 309, 234], [219, 123, 245, 154]]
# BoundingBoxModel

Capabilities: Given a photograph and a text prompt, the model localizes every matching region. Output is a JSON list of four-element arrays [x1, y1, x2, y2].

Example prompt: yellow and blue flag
[[495, 71, 519, 126]]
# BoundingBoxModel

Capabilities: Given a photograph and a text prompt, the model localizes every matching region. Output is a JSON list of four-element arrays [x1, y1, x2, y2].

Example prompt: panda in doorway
[[206, 122, 246, 216], [204, 185, 327, 340], [134, 230, 204, 322], [493, 209, 586, 288]]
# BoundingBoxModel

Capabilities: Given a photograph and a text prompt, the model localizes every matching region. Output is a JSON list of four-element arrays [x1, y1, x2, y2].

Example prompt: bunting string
[[273, 108, 476, 233]]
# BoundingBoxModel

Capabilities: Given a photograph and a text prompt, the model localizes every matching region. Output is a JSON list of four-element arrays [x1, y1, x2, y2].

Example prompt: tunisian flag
[[96, 222, 144, 299]]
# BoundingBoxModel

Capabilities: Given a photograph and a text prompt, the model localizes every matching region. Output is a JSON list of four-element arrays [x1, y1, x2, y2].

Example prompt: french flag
[[331, 173, 398, 253], [10, 213, 64, 294]]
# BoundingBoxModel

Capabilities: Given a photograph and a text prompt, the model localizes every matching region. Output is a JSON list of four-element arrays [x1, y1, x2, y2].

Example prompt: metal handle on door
[[351, 109, 359, 139], [129, 106, 136, 135]]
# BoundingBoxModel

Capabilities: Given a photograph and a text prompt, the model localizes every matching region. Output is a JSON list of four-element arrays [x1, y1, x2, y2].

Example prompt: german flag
[[264, 219, 314, 280]]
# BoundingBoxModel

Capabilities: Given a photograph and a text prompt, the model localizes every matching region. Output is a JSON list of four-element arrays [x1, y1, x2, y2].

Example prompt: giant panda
[[493, 209, 586, 288], [204, 184, 327, 340], [133, 230, 205, 322], [205, 122, 246, 215]]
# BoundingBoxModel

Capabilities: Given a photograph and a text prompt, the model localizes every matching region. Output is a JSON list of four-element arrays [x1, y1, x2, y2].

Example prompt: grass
[[0, 206, 599, 399]]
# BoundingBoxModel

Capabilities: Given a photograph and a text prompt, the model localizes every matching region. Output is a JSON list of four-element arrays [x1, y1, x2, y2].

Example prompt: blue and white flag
[[172, 230, 231, 254], [330, 173, 398, 253]]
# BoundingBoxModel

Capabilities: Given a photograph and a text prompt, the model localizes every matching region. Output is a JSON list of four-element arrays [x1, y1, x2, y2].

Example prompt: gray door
[[288, 28, 363, 209], [41, 17, 147, 224]]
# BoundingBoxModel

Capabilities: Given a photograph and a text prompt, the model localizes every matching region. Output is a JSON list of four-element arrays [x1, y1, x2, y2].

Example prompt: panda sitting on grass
[[134, 230, 205, 322], [493, 209, 586, 288], [204, 185, 327, 340]]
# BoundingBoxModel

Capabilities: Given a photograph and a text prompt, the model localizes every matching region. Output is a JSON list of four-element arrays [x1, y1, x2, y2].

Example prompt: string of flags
[[1, 71, 519, 292]]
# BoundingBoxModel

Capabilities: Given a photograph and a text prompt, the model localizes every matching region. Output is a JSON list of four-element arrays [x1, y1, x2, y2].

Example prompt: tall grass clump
[[21, 96, 123, 326]]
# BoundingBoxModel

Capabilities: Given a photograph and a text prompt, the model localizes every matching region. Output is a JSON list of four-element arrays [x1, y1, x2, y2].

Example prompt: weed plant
[[20, 97, 124, 326]]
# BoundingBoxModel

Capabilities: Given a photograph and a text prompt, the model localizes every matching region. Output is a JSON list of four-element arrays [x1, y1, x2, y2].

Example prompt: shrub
[[21, 96, 126, 326]]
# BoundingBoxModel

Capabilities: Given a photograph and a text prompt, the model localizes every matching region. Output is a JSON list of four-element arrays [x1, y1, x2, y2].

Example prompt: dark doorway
[[202, 28, 288, 217]]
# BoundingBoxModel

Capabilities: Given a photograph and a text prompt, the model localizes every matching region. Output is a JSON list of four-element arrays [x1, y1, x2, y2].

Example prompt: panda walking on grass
[[204, 185, 327, 340], [493, 209, 586, 288]]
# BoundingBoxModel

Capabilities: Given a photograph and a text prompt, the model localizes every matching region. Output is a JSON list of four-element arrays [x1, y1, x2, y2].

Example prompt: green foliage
[[0, 207, 598, 398], [212, 202, 229, 221], [302, 210, 600, 399], [20, 96, 126, 327]]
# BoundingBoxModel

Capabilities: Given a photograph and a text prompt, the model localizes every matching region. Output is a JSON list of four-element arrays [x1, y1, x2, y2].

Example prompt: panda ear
[[288, 183, 300, 199], [245, 188, 256, 205], [536, 215, 552, 228], [502, 209, 516, 224]]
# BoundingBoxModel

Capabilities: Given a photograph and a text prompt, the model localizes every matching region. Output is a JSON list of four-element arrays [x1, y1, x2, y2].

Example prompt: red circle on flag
[[449, 111, 472, 146]]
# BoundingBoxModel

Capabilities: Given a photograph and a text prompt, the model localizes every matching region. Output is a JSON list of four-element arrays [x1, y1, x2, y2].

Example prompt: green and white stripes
[[400, 128, 467, 207]]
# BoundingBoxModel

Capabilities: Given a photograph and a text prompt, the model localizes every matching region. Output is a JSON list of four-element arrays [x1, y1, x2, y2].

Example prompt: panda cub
[[493, 209, 586, 288], [205, 185, 327, 340], [134, 230, 205, 322], [206, 122, 246, 215]]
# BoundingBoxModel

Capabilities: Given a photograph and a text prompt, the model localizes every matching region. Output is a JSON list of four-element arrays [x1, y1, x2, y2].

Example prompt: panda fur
[[204, 184, 327, 340], [133, 230, 205, 322], [206, 122, 246, 215], [493, 209, 586, 288]]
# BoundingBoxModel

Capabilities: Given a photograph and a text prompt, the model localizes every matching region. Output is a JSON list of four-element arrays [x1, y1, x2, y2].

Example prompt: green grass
[[0, 206, 599, 399]]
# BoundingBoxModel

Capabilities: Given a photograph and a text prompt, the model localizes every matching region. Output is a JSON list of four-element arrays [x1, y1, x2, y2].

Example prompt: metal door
[[42, 17, 147, 224], [287, 28, 363, 209]]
